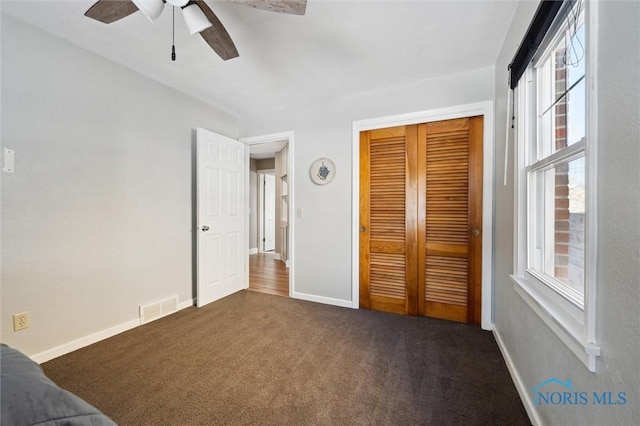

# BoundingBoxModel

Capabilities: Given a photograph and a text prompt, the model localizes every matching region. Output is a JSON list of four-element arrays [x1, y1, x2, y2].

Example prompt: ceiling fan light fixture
[[182, 4, 212, 35], [132, 0, 165, 22]]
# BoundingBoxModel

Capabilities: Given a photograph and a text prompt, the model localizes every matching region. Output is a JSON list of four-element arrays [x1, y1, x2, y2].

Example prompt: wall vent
[[140, 295, 179, 325]]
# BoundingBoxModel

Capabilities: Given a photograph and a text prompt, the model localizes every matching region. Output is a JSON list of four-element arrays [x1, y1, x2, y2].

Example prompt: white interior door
[[263, 174, 276, 252], [197, 128, 246, 307]]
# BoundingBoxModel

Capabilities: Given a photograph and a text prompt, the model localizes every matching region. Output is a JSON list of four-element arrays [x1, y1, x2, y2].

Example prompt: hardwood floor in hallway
[[249, 253, 289, 297]]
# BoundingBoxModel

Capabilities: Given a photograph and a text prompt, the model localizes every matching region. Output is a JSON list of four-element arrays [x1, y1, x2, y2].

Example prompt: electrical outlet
[[13, 312, 29, 331]]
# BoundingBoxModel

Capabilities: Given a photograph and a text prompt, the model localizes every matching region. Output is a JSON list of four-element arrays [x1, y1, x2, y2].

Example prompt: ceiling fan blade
[[228, 0, 307, 16], [85, 0, 139, 24], [195, 1, 239, 61]]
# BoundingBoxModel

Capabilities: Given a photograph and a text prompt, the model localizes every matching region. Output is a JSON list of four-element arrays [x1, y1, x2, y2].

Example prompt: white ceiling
[[2, 0, 519, 118], [249, 139, 287, 159]]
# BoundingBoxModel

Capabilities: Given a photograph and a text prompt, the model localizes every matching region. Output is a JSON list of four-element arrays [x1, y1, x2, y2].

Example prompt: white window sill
[[510, 274, 600, 372]]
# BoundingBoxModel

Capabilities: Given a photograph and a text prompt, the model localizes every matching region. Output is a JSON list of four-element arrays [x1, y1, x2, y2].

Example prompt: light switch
[[3, 148, 14, 173], [297, 208, 304, 218]]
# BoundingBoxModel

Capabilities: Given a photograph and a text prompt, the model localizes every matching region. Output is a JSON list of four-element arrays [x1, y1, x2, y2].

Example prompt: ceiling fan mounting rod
[[171, 6, 176, 61]]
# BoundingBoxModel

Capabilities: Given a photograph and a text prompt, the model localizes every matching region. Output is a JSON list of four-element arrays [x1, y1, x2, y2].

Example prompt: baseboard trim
[[178, 298, 195, 310], [249, 248, 258, 255], [31, 298, 195, 364], [31, 319, 140, 364], [291, 292, 352, 309], [260, 251, 280, 260], [493, 328, 542, 426]]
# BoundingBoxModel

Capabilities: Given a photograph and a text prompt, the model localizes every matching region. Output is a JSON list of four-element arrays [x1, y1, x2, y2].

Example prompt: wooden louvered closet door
[[359, 126, 418, 315], [417, 117, 482, 324], [360, 116, 482, 324]]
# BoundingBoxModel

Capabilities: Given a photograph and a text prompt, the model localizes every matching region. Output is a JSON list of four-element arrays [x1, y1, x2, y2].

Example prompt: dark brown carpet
[[42, 291, 530, 425]]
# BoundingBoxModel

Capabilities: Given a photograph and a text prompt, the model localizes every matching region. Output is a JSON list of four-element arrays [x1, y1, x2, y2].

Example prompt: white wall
[[1, 15, 239, 358], [255, 159, 275, 170], [240, 67, 495, 304], [492, 1, 640, 425]]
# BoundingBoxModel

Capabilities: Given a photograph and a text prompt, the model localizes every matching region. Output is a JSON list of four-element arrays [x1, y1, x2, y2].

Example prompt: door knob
[[201, 225, 210, 232], [360, 226, 367, 232], [472, 228, 481, 236]]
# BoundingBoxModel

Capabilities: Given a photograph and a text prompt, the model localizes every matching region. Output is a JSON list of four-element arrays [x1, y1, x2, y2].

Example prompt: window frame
[[526, 145, 586, 308], [511, 0, 599, 372]]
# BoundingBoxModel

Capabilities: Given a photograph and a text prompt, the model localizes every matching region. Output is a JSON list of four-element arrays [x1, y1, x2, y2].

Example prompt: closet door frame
[[351, 101, 495, 330]]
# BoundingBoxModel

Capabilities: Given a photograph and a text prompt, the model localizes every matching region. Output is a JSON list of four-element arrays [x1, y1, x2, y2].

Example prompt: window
[[511, 0, 599, 371], [527, 8, 586, 307]]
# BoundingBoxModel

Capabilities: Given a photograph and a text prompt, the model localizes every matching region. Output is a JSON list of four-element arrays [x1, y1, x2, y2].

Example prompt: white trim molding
[[292, 292, 353, 309], [512, 275, 600, 372], [31, 298, 195, 364], [583, 0, 599, 346], [31, 318, 141, 364], [493, 328, 542, 426], [351, 101, 495, 329], [510, 1, 599, 372], [178, 298, 195, 311]]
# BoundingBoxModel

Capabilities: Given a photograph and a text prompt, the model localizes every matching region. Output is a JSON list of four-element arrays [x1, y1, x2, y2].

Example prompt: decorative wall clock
[[310, 158, 335, 185]]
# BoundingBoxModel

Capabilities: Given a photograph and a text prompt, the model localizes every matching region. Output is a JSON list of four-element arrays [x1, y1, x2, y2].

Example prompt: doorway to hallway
[[244, 131, 294, 298]]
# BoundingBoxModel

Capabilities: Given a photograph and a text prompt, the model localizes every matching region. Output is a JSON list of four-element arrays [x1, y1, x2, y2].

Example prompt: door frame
[[241, 131, 295, 297], [351, 101, 495, 330], [257, 169, 276, 253]]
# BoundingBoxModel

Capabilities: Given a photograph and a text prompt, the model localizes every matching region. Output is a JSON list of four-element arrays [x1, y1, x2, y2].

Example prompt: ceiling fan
[[84, 0, 307, 61]]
